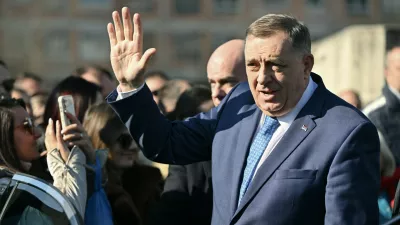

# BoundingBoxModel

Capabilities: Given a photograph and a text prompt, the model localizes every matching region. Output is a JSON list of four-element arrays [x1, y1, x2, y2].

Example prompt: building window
[[172, 33, 203, 64], [346, 0, 368, 15], [211, 34, 239, 52], [78, 0, 112, 9], [44, 31, 70, 61], [129, 0, 155, 13], [78, 31, 109, 61], [382, 0, 400, 16], [43, 0, 67, 12], [213, 0, 239, 14], [307, 0, 322, 6], [175, 0, 200, 14], [262, 0, 289, 9]]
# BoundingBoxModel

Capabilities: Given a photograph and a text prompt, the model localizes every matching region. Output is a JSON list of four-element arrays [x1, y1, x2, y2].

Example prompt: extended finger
[[63, 133, 84, 142], [107, 23, 117, 46], [122, 7, 133, 41], [56, 120, 62, 143], [40, 151, 47, 157], [45, 118, 55, 138], [139, 48, 157, 68], [112, 11, 125, 42], [61, 124, 83, 135], [133, 13, 143, 54]]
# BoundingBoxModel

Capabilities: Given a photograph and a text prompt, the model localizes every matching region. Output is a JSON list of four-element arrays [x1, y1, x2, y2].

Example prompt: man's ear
[[303, 54, 314, 77]]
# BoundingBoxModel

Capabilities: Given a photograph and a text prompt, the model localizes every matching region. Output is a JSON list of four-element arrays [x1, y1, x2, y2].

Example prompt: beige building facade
[[0, 0, 399, 86]]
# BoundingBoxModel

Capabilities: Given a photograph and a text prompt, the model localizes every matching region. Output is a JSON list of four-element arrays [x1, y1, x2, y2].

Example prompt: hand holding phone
[[58, 95, 76, 129]]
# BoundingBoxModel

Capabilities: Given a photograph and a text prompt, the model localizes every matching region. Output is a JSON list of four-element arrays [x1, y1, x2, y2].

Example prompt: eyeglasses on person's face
[[15, 117, 35, 135]]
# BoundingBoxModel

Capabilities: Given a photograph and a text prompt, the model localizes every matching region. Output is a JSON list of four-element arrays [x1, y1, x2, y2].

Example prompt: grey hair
[[246, 14, 311, 54]]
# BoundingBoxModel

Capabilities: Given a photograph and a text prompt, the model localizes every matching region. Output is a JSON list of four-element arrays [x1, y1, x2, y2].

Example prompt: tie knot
[[260, 116, 280, 134]]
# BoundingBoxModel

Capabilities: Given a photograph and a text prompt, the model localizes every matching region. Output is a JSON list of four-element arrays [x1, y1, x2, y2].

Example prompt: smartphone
[[58, 95, 76, 129]]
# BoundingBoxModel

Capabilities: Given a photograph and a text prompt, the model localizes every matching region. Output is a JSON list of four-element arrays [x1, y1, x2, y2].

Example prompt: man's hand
[[107, 7, 156, 92]]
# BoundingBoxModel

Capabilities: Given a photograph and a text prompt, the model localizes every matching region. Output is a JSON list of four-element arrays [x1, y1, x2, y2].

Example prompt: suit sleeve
[[107, 84, 223, 165], [324, 122, 380, 225]]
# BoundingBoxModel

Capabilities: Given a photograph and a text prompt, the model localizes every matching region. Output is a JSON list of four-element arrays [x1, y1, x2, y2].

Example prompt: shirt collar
[[388, 85, 400, 101], [273, 76, 318, 130]]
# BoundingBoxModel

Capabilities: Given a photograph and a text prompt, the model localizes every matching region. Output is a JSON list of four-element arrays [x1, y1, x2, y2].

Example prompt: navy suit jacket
[[107, 74, 380, 225]]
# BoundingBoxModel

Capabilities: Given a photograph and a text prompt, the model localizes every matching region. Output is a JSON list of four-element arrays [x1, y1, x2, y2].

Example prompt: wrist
[[119, 79, 144, 92]]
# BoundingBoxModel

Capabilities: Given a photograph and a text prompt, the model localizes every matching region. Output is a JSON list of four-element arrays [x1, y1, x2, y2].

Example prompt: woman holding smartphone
[[0, 95, 87, 223]]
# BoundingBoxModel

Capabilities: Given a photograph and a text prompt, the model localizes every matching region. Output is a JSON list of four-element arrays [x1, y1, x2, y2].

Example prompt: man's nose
[[257, 66, 273, 85], [212, 87, 226, 100]]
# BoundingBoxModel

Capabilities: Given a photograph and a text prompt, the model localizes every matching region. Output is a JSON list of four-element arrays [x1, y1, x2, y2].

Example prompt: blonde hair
[[83, 103, 117, 150]]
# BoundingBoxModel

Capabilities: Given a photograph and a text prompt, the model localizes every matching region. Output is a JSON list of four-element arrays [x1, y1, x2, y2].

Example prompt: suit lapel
[[233, 115, 316, 218], [229, 104, 261, 216], [232, 73, 327, 220]]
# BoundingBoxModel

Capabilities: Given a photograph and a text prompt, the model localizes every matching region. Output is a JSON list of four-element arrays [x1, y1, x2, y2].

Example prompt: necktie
[[238, 115, 280, 205]]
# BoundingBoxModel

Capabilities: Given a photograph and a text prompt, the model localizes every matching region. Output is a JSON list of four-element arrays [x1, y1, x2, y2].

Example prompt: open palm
[[107, 7, 156, 91]]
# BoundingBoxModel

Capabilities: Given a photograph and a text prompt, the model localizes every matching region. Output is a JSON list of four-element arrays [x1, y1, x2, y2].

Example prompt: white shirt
[[252, 77, 317, 178]]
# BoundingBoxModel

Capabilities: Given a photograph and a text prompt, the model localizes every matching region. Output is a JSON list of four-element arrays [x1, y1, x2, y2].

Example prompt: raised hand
[[107, 7, 156, 92]]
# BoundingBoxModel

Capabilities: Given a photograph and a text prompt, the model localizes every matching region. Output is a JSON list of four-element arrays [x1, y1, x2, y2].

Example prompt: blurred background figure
[[10, 87, 33, 117], [338, 89, 362, 109], [207, 39, 247, 106], [145, 70, 169, 105], [42, 76, 102, 128], [151, 39, 247, 225], [0, 60, 12, 95], [83, 103, 163, 225], [73, 65, 116, 98], [173, 85, 214, 120], [158, 79, 191, 116], [30, 92, 49, 126], [364, 45, 400, 165], [14, 72, 43, 96]]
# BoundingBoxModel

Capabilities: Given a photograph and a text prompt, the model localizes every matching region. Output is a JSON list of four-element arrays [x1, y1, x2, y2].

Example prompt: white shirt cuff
[[116, 83, 145, 100]]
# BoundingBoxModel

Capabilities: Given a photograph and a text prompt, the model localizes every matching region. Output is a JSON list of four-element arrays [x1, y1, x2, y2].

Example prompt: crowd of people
[[0, 6, 399, 225]]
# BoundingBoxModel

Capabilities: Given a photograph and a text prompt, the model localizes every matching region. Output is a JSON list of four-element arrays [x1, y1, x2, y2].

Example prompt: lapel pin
[[301, 125, 308, 131]]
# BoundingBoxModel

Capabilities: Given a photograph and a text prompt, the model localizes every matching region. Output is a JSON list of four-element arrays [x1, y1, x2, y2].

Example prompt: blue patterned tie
[[238, 115, 280, 205]]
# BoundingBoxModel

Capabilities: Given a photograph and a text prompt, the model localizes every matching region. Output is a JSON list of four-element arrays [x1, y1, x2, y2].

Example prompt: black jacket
[[148, 161, 213, 225], [364, 85, 400, 164]]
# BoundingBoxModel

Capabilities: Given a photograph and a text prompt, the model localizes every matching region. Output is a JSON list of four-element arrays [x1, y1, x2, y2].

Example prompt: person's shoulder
[[321, 90, 372, 127], [362, 96, 386, 118]]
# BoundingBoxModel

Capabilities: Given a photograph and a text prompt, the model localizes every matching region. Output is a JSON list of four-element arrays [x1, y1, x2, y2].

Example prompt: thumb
[[139, 48, 156, 67]]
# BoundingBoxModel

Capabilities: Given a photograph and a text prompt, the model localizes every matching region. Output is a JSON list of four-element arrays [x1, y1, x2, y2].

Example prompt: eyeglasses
[[116, 133, 134, 150], [15, 117, 35, 135]]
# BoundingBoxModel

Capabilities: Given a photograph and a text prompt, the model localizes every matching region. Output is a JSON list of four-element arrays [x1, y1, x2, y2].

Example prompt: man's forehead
[[245, 34, 291, 55]]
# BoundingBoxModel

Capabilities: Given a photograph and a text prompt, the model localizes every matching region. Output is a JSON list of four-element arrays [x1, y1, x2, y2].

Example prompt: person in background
[[144, 70, 169, 105], [10, 87, 33, 117], [0, 60, 12, 94], [149, 85, 214, 225], [14, 72, 43, 96], [338, 89, 362, 109], [152, 39, 247, 225], [30, 92, 49, 126], [207, 39, 247, 106], [41, 76, 102, 164], [0, 96, 87, 222], [364, 45, 400, 165], [73, 65, 116, 98], [83, 102, 163, 225], [158, 79, 191, 116], [107, 8, 379, 224]]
